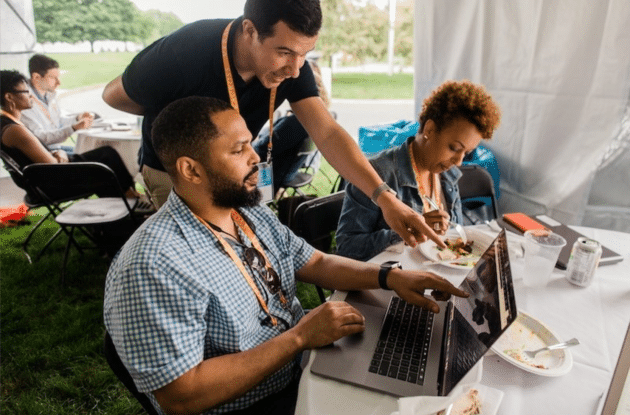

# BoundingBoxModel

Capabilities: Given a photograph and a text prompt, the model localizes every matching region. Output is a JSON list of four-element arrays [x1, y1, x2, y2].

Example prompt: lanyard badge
[[257, 161, 274, 204], [222, 20, 276, 204]]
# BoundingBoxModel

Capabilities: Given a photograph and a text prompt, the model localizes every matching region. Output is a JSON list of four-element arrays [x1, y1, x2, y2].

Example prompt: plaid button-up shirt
[[104, 192, 315, 414]]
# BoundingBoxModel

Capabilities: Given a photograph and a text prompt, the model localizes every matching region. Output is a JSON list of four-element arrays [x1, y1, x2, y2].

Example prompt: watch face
[[382, 261, 402, 269]]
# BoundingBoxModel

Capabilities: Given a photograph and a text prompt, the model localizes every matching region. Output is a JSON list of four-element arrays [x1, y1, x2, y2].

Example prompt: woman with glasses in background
[[1, 69, 144, 201]]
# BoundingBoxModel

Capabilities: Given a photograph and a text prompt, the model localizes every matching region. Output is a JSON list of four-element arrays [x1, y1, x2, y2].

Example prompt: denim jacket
[[336, 136, 463, 261]]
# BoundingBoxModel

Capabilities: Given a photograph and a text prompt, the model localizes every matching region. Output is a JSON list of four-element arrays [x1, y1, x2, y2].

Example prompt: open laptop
[[311, 229, 518, 397]]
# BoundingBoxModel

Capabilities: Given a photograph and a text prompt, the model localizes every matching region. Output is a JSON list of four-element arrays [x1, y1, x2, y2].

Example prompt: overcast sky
[[129, 0, 389, 24], [130, 0, 247, 23]]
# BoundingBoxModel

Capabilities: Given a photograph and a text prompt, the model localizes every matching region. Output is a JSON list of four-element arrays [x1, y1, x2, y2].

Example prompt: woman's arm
[[2, 124, 57, 164], [335, 182, 402, 261]]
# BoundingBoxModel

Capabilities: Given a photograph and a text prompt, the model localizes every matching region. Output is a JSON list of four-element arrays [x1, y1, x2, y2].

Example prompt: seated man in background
[[1, 70, 140, 202], [103, 96, 467, 415], [336, 80, 502, 261], [20, 54, 94, 152], [252, 59, 331, 193]]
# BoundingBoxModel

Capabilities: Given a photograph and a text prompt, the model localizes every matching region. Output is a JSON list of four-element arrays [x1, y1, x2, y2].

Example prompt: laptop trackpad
[[310, 299, 385, 384]]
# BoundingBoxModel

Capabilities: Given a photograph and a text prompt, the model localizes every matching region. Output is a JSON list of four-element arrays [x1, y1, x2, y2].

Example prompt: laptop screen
[[442, 230, 517, 395]]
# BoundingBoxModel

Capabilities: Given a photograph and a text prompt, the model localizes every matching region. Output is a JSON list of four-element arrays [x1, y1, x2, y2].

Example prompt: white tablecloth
[[297, 225, 630, 415], [75, 123, 141, 176]]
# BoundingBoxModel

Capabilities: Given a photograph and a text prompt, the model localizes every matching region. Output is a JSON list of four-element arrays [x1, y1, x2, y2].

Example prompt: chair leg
[[60, 227, 75, 285], [21, 214, 50, 263], [316, 286, 328, 304], [33, 228, 64, 262]]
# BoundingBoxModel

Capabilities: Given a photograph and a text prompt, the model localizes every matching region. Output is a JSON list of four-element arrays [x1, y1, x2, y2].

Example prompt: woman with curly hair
[[336, 80, 502, 261]]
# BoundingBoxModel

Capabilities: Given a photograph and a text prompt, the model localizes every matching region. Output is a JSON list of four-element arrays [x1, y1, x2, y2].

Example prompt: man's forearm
[[102, 76, 145, 115], [154, 328, 304, 414], [297, 251, 381, 292], [316, 124, 383, 197]]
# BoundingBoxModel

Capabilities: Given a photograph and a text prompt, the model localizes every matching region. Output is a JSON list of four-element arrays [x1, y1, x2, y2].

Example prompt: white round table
[[296, 225, 630, 415], [75, 123, 141, 176]]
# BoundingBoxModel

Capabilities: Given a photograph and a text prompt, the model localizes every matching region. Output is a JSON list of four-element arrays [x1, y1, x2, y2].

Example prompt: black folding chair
[[458, 164, 500, 224], [291, 191, 346, 303], [104, 332, 159, 415], [22, 162, 144, 283], [0, 150, 92, 263]]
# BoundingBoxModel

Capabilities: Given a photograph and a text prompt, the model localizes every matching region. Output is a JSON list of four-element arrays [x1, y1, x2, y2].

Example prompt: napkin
[[391, 383, 504, 415]]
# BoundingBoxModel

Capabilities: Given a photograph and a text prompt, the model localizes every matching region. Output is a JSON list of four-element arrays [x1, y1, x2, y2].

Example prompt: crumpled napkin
[[390, 383, 504, 415]]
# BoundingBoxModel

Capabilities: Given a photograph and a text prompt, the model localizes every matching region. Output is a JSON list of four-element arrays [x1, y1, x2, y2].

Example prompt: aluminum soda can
[[565, 237, 602, 287]]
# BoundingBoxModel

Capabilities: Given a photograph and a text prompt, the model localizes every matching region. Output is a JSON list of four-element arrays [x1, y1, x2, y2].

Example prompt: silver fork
[[422, 195, 467, 243], [523, 338, 580, 359]]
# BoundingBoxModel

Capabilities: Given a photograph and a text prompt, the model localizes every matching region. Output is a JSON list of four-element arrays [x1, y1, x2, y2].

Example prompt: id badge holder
[[257, 161, 274, 204]]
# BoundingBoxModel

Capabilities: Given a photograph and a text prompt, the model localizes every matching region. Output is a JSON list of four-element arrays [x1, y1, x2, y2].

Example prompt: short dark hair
[[244, 0, 322, 40], [1, 70, 28, 107], [419, 80, 502, 140], [152, 96, 234, 175], [28, 54, 59, 77]]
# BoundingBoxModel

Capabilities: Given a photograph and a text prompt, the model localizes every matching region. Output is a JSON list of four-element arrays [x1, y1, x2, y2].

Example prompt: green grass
[[48, 52, 411, 99], [0, 210, 143, 414], [332, 72, 413, 99], [49, 52, 138, 90], [1, 166, 337, 414]]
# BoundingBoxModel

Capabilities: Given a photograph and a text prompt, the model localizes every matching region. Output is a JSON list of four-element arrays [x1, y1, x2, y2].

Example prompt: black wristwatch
[[378, 261, 402, 290]]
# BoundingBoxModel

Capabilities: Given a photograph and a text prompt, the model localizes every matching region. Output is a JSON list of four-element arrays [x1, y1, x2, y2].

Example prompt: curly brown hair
[[419, 80, 501, 139]]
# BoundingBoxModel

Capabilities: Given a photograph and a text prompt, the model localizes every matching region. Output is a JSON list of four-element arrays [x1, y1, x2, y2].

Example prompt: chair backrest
[[22, 162, 133, 212], [292, 191, 346, 252], [104, 332, 159, 415], [1, 149, 33, 198], [458, 164, 499, 223]]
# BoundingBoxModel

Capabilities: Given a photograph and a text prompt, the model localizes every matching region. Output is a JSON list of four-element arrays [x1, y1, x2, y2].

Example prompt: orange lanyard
[[408, 143, 443, 213], [1, 109, 24, 126], [194, 210, 287, 326], [222, 20, 277, 163]]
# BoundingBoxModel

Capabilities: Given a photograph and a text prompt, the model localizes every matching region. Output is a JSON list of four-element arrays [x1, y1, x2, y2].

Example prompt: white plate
[[490, 311, 573, 376], [418, 228, 495, 269]]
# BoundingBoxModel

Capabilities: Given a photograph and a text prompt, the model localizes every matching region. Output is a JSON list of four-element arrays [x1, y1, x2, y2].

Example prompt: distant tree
[[33, 0, 152, 50], [319, 0, 396, 66], [142, 9, 184, 44], [394, 0, 414, 66]]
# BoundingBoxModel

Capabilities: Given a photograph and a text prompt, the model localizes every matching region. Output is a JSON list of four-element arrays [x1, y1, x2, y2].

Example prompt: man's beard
[[206, 164, 262, 208]]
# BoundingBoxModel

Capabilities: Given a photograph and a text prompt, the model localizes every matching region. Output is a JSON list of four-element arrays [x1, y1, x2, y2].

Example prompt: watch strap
[[371, 182, 397, 205], [378, 265, 394, 290]]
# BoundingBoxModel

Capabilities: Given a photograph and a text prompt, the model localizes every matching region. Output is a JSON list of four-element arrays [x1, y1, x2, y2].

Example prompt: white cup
[[522, 230, 567, 288]]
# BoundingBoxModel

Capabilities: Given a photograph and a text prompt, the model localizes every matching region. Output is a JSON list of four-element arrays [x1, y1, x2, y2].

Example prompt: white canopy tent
[[413, 0, 630, 232], [0, 0, 36, 74]]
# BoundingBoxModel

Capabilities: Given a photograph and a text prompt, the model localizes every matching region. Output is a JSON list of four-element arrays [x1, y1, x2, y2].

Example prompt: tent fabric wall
[[413, 0, 630, 231], [0, 0, 36, 74]]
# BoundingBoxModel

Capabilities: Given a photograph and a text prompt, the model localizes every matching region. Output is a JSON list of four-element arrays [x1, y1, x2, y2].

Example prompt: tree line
[[34, 0, 183, 50], [33, 0, 414, 65]]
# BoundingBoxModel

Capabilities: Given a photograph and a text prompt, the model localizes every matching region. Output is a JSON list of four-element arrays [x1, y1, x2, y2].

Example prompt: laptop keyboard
[[368, 296, 434, 385]]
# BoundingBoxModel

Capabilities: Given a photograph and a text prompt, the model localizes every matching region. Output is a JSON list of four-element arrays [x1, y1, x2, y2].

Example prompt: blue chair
[[358, 120, 419, 156]]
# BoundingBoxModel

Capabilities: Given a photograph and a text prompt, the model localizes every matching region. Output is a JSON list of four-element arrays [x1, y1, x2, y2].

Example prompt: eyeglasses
[[11, 90, 30, 94], [244, 247, 282, 294], [243, 246, 295, 330]]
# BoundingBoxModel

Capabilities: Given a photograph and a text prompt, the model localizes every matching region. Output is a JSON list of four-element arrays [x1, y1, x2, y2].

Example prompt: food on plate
[[436, 238, 476, 264], [503, 348, 548, 369], [437, 388, 482, 415]]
